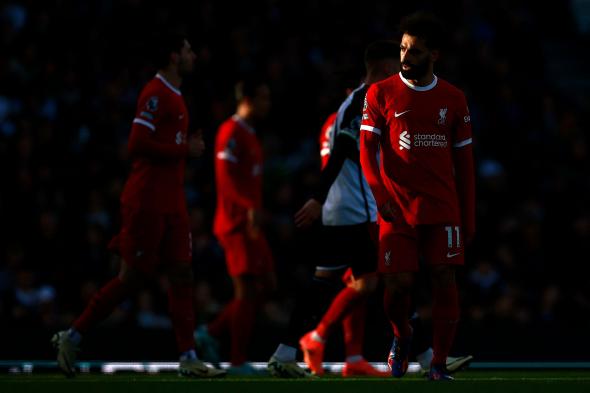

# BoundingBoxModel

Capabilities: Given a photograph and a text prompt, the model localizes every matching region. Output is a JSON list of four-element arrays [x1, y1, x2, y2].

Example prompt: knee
[[119, 261, 148, 289], [350, 274, 378, 295], [233, 275, 258, 300]]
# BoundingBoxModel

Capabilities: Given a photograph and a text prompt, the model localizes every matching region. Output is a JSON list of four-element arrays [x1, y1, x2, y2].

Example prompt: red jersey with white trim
[[319, 112, 337, 169], [360, 73, 472, 226], [120, 74, 189, 213], [213, 115, 263, 237]]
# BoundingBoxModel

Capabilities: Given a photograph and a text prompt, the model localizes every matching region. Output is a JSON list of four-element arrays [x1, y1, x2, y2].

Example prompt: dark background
[[1, 0, 590, 362]]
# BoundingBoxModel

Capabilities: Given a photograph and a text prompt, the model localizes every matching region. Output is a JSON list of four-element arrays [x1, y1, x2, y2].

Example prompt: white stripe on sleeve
[[133, 118, 155, 131], [453, 138, 472, 148], [360, 125, 381, 135], [216, 150, 238, 163]]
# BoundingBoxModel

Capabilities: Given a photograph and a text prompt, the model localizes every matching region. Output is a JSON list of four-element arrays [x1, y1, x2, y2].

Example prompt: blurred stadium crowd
[[1, 0, 589, 361]]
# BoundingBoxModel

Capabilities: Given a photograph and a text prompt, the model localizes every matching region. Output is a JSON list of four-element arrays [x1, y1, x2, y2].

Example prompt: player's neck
[[158, 68, 182, 89], [236, 106, 254, 125], [406, 72, 434, 87]]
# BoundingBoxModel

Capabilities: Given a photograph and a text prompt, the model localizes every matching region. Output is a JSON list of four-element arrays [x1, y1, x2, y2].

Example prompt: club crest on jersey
[[146, 96, 159, 112], [175, 131, 186, 145], [438, 107, 447, 125], [384, 250, 392, 266]]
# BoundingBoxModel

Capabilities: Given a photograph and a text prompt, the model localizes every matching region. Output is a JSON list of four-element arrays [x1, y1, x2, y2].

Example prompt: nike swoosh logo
[[446, 252, 461, 258], [394, 110, 411, 118]]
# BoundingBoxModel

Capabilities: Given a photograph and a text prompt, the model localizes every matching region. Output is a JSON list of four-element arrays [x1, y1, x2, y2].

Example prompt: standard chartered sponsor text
[[413, 133, 447, 148]]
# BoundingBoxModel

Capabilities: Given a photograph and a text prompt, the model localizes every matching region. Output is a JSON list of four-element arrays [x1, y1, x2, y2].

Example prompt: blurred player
[[318, 107, 379, 376], [195, 78, 276, 374], [52, 34, 225, 378], [319, 112, 337, 169], [267, 41, 399, 378], [360, 12, 476, 381], [294, 40, 399, 377], [266, 96, 354, 378]]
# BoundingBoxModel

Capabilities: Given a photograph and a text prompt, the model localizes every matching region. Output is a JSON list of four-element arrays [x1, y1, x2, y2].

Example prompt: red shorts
[[115, 205, 192, 274], [378, 219, 464, 273], [218, 231, 274, 277]]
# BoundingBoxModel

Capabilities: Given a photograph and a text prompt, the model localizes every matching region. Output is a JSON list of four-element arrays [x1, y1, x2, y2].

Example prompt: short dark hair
[[399, 12, 446, 50], [235, 76, 267, 102], [154, 33, 186, 69], [364, 40, 399, 65]]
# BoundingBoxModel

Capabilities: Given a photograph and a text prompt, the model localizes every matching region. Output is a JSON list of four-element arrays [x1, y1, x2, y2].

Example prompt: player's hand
[[188, 130, 205, 157], [294, 198, 322, 228], [378, 200, 397, 222]]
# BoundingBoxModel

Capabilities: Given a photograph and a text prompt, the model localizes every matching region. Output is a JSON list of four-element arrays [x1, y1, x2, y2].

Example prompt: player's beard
[[400, 58, 429, 80]]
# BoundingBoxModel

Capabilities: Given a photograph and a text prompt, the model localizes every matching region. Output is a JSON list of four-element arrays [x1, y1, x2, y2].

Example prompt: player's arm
[[128, 95, 188, 159], [359, 87, 395, 221], [295, 131, 357, 228], [360, 131, 396, 221], [215, 129, 258, 210], [216, 131, 262, 236], [128, 126, 189, 159], [452, 95, 476, 243], [319, 113, 336, 169], [316, 132, 358, 200]]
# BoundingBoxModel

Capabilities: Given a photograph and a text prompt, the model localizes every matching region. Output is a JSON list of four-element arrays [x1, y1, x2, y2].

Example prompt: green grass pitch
[[2, 370, 590, 393]]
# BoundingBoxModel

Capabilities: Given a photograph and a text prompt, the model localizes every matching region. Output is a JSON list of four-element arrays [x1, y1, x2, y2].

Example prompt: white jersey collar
[[399, 73, 438, 92], [156, 73, 182, 96]]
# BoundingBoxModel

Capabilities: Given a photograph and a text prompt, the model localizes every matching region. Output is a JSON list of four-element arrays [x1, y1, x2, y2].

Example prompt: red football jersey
[[319, 112, 337, 169], [120, 73, 189, 213], [213, 115, 263, 237], [360, 73, 472, 226]]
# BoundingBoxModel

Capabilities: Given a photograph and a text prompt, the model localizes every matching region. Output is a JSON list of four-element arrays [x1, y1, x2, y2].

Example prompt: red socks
[[432, 285, 460, 365], [343, 299, 367, 357], [73, 277, 129, 334], [208, 299, 237, 337], [207, 298, 257, 365], [167, 285, 196, 353], [316, 287, 365, 339], [383, 288, 412, 338], [230, 299, 257, 365], [73, 275, 199, 354]]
